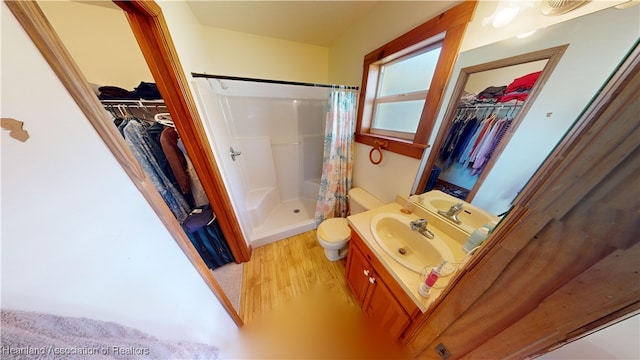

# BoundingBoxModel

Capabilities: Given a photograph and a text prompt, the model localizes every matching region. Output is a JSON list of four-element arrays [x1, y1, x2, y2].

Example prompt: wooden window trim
[[5, 0, 248, 326], [355, 1, 477, 160], [376, 91, 428, 103]]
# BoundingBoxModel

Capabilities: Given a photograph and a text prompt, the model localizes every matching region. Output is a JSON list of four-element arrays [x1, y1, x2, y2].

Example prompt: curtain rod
[[191, 72, 359, 91]]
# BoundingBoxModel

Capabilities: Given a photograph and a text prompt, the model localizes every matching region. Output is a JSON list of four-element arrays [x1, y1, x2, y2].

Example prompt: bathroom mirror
[[421, 47, 561, 202], [413, 4, 639, 219], [408, 190, 499, 235]]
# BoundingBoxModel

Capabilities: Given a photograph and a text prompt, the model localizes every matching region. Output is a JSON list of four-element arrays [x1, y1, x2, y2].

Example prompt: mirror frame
[[416, 45, 568, 200]]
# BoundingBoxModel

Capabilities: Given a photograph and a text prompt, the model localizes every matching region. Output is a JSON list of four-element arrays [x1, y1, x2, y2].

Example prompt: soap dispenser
[[418, 260, 446, 298], [462, 227, 489, 253]]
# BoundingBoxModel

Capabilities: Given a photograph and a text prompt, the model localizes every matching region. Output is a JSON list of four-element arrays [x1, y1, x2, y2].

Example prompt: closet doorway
[[6, 1, 247, 325], [417, 45, 567, 201]]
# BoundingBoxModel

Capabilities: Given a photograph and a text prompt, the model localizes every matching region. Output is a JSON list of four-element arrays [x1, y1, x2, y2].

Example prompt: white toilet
[[317, 187, 384, 261]]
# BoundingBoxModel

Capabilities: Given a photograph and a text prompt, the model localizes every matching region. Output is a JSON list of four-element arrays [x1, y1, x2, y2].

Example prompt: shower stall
[[192, 76, 330, 247]]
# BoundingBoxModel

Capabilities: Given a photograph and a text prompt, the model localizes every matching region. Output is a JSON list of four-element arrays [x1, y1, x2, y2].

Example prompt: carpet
[[211, 262, 243, 313], [1, 309, 219, 359]]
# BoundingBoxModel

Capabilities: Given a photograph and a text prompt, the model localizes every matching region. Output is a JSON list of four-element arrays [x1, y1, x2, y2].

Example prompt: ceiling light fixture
[[493, 6, 520, 28], [516, 30, 538, 39], [482, 1, 536, 28], [540, 0, 590, 16]]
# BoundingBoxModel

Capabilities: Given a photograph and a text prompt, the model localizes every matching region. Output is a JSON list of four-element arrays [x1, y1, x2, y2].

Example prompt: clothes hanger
[[137, 100, 152, 121], [117, 105, 127, 119], [506, 101, 520, 119], [125, 105, 137, 121], [207, 212, 217, 226], [107, 105, 119, 119], [154, 113, 175, 128]]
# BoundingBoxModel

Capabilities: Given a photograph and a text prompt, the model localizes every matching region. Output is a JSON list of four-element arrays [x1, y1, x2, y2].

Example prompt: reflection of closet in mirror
[[434, 61, 546, 198], [422, 46, 567, 201]]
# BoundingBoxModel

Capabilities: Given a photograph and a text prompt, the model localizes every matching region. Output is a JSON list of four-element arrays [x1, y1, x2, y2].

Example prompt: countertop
[[347, 200, 470, 313]]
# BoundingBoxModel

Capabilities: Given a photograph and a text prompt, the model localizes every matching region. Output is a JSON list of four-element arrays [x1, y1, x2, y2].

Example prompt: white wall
[[538, 315, 640, 360], [197, 26, 329, 84], [460, 0, 630, 52], [155, 0, 328, 84], [38, 1, 153, 90], [0, 1, 238, 350], [39, 0, 329, 88]]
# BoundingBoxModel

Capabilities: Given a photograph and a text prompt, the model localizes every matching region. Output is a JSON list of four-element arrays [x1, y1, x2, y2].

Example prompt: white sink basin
[[413, 191, 499, 234], [370, 212, 455, 274]]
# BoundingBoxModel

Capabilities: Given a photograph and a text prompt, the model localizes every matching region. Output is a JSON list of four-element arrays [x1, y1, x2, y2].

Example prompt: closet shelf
[[100, 99, 166, 107], [456, 102, 523, 109]]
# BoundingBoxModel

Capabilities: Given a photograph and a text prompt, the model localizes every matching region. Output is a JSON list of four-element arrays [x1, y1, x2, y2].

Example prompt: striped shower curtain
[[315, 89, 357, 224]]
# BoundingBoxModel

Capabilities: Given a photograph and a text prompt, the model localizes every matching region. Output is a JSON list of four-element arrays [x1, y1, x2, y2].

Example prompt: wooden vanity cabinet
[[345, 239, 373, 307], [346, 228, 419, 340]]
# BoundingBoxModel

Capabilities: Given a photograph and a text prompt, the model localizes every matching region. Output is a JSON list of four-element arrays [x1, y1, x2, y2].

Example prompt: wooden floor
[[230, 230, 412, 359], [239, 229, 359, 323]]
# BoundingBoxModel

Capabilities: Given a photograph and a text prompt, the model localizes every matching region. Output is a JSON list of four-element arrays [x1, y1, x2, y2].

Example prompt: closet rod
[[457, 103, 523, 109], [191, 72, 359, 91], [100, 100, 167, 109], [100, 99, 165, 105]]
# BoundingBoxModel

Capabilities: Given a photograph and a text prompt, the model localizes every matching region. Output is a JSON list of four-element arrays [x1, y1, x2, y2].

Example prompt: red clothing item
[[504, 71, 541, 93], [498, 71, 541, 103]]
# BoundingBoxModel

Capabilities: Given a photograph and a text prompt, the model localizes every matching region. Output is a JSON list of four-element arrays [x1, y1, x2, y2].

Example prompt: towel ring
[[369, 140, 387, 165]]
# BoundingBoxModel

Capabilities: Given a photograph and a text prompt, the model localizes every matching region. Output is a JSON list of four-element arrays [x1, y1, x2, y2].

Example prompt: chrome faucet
[[410, 219, 435, 239], [438, 202, 464, 224]]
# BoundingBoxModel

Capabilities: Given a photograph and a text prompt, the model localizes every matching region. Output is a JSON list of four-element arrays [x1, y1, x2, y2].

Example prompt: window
[[355, 2, 476, 159], [371, 44, 442, 140]]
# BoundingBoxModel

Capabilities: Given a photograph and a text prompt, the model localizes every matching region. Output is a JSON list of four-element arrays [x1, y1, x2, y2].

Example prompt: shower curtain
[[315, 89, 357, 224]]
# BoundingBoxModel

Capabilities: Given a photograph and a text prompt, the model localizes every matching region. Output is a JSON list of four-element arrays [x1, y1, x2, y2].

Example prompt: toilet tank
[[348, 187, 384, 215]]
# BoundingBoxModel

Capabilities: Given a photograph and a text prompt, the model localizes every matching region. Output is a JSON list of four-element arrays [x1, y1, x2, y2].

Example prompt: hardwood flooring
[[231, 230, 412, 359], [239, 229, 359, 323]]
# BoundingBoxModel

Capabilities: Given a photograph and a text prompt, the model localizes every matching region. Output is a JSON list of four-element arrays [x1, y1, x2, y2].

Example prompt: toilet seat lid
[[318, 218, 351, 243]]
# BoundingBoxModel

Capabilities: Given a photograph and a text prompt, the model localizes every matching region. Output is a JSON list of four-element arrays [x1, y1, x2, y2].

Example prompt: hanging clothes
[[439, 112, 479, 169], [470, 118, 504, 172], [177, 139, 209, 208], [160, 127, 191, 195], [471, 118, 512, 175], [315, 90, 357, 224], [104, 98, 235, 272], [123, 121, 191, 222], [146, 122, 179, 190], [465, 112, 500, 166], [182, 206, 234, 270]]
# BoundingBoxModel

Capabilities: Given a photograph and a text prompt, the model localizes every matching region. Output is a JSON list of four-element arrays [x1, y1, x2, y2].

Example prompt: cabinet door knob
[[363, 270, 370, 277], [369, 277, 376, 284]]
